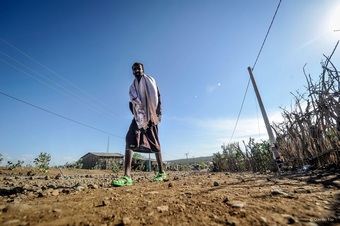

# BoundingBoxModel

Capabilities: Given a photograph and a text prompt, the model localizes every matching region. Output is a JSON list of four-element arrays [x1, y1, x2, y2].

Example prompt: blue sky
[[0, 0, 339, 166]]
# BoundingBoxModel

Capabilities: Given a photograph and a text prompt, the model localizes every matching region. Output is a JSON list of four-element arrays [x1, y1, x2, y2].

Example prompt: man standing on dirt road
[[112, 62, 166, 186]]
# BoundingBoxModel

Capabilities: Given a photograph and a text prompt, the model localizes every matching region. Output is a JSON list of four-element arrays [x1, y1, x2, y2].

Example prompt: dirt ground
[[1, 167, 340, 226]]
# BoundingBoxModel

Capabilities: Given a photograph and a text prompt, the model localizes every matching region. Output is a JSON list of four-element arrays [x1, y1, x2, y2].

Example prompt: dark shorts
[[126, 119, 161, 153]]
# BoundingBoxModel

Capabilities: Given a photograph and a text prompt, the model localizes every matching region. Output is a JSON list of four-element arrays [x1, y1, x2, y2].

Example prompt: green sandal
[[152, 172, 167, 182], [111, 176, 133, 187]]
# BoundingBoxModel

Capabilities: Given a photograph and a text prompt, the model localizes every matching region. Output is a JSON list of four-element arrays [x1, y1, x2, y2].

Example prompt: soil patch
[[0, 167, 339, 225]]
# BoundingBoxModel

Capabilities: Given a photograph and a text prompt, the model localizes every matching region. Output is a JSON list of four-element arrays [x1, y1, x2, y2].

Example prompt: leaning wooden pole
[[247, 67, 282, 168], [248, 67, 275, 144]]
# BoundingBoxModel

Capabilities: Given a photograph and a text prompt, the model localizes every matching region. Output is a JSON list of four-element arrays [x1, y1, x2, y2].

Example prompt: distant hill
[[166, 156, 213, 165]]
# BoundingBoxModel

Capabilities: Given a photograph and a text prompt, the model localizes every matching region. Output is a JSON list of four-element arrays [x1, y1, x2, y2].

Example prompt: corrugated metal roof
[[82, 152, 124, 158]]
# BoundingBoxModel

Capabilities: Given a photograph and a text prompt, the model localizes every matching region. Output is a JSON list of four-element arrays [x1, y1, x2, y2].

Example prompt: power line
[[228, 79, 251, 144], [0, 37, 123, 119], [0, 90, 124, 139], [1, 89, 184, 160], [0, 39, 185, 159], [228, 0, 282, 143], [252, 0, 282, 70], [0, 53, 120, 122]]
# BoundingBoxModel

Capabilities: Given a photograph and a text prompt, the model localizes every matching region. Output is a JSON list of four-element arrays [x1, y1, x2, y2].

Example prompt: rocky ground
[[0, 167, 340, 226]]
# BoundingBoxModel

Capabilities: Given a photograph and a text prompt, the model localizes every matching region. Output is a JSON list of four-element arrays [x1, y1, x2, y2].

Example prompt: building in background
[[81, 152, 124, 170]]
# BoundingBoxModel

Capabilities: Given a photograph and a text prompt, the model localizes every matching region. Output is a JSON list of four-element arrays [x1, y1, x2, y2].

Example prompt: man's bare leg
[[155, 152, 164, 173], [124, 149, 133, 178]]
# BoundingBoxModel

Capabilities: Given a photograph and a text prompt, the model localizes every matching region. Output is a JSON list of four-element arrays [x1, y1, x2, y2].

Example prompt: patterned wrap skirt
[[126, 119, 161, 153]]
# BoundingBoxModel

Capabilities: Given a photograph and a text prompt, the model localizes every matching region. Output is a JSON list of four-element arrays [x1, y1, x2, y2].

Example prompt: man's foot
[[152, 172, 167, 182], [111, 176, 133, 187]]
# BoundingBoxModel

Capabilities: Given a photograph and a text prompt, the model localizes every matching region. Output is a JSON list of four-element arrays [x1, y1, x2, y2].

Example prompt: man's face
[[132, 64, 144, 79]]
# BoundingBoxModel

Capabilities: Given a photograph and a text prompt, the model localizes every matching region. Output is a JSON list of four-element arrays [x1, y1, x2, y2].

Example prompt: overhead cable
[[228, 79, 251, 144], [0, 91, 124, 139], [0, 90, 181, 160], [0, 53, 120, 122], [252, 0, 282, 70], [228, 0, 282, 143], [0, 38, 122, 119]]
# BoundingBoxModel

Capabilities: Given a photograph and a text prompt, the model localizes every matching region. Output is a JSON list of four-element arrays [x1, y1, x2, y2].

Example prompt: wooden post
[[247, 67, 282, 163], [247, 67, 275, 144]]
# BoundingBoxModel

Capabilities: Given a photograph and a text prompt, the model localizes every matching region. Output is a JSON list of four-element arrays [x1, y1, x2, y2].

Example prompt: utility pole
[[106, 136, 110, 153], [247, 67, 282, 169], [148, 153, 151, 172]]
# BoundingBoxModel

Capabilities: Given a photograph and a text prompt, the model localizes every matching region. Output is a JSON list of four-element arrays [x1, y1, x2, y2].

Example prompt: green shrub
[[34, 152, 51, 172]]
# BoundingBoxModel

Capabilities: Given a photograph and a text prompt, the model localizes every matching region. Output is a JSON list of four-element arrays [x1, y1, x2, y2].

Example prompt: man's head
[[132, 62, 144, 80]]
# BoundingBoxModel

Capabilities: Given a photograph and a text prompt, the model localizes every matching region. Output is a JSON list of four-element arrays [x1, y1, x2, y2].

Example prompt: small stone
[[281, 214, 295, 224], [260, 217, 267, 223], [75, 186, 83, 191], [4, 219, 20, 225], [287, 217, 296, 224], [333, 180, 340, 186], [271, 189, 288, 196], [226, 220, 236, 226], [122, 217, 131, 225], [213, 181, 219, 186], [62, 189, 71, 194], [51, 190, 59, 196], [223, 196, 229, 203], [102, 200, 110, 206], [231, 203, 245, 208], [168, 183, 173, 188], [37, 192, 44, 198], [157, 205, 169, 213]]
